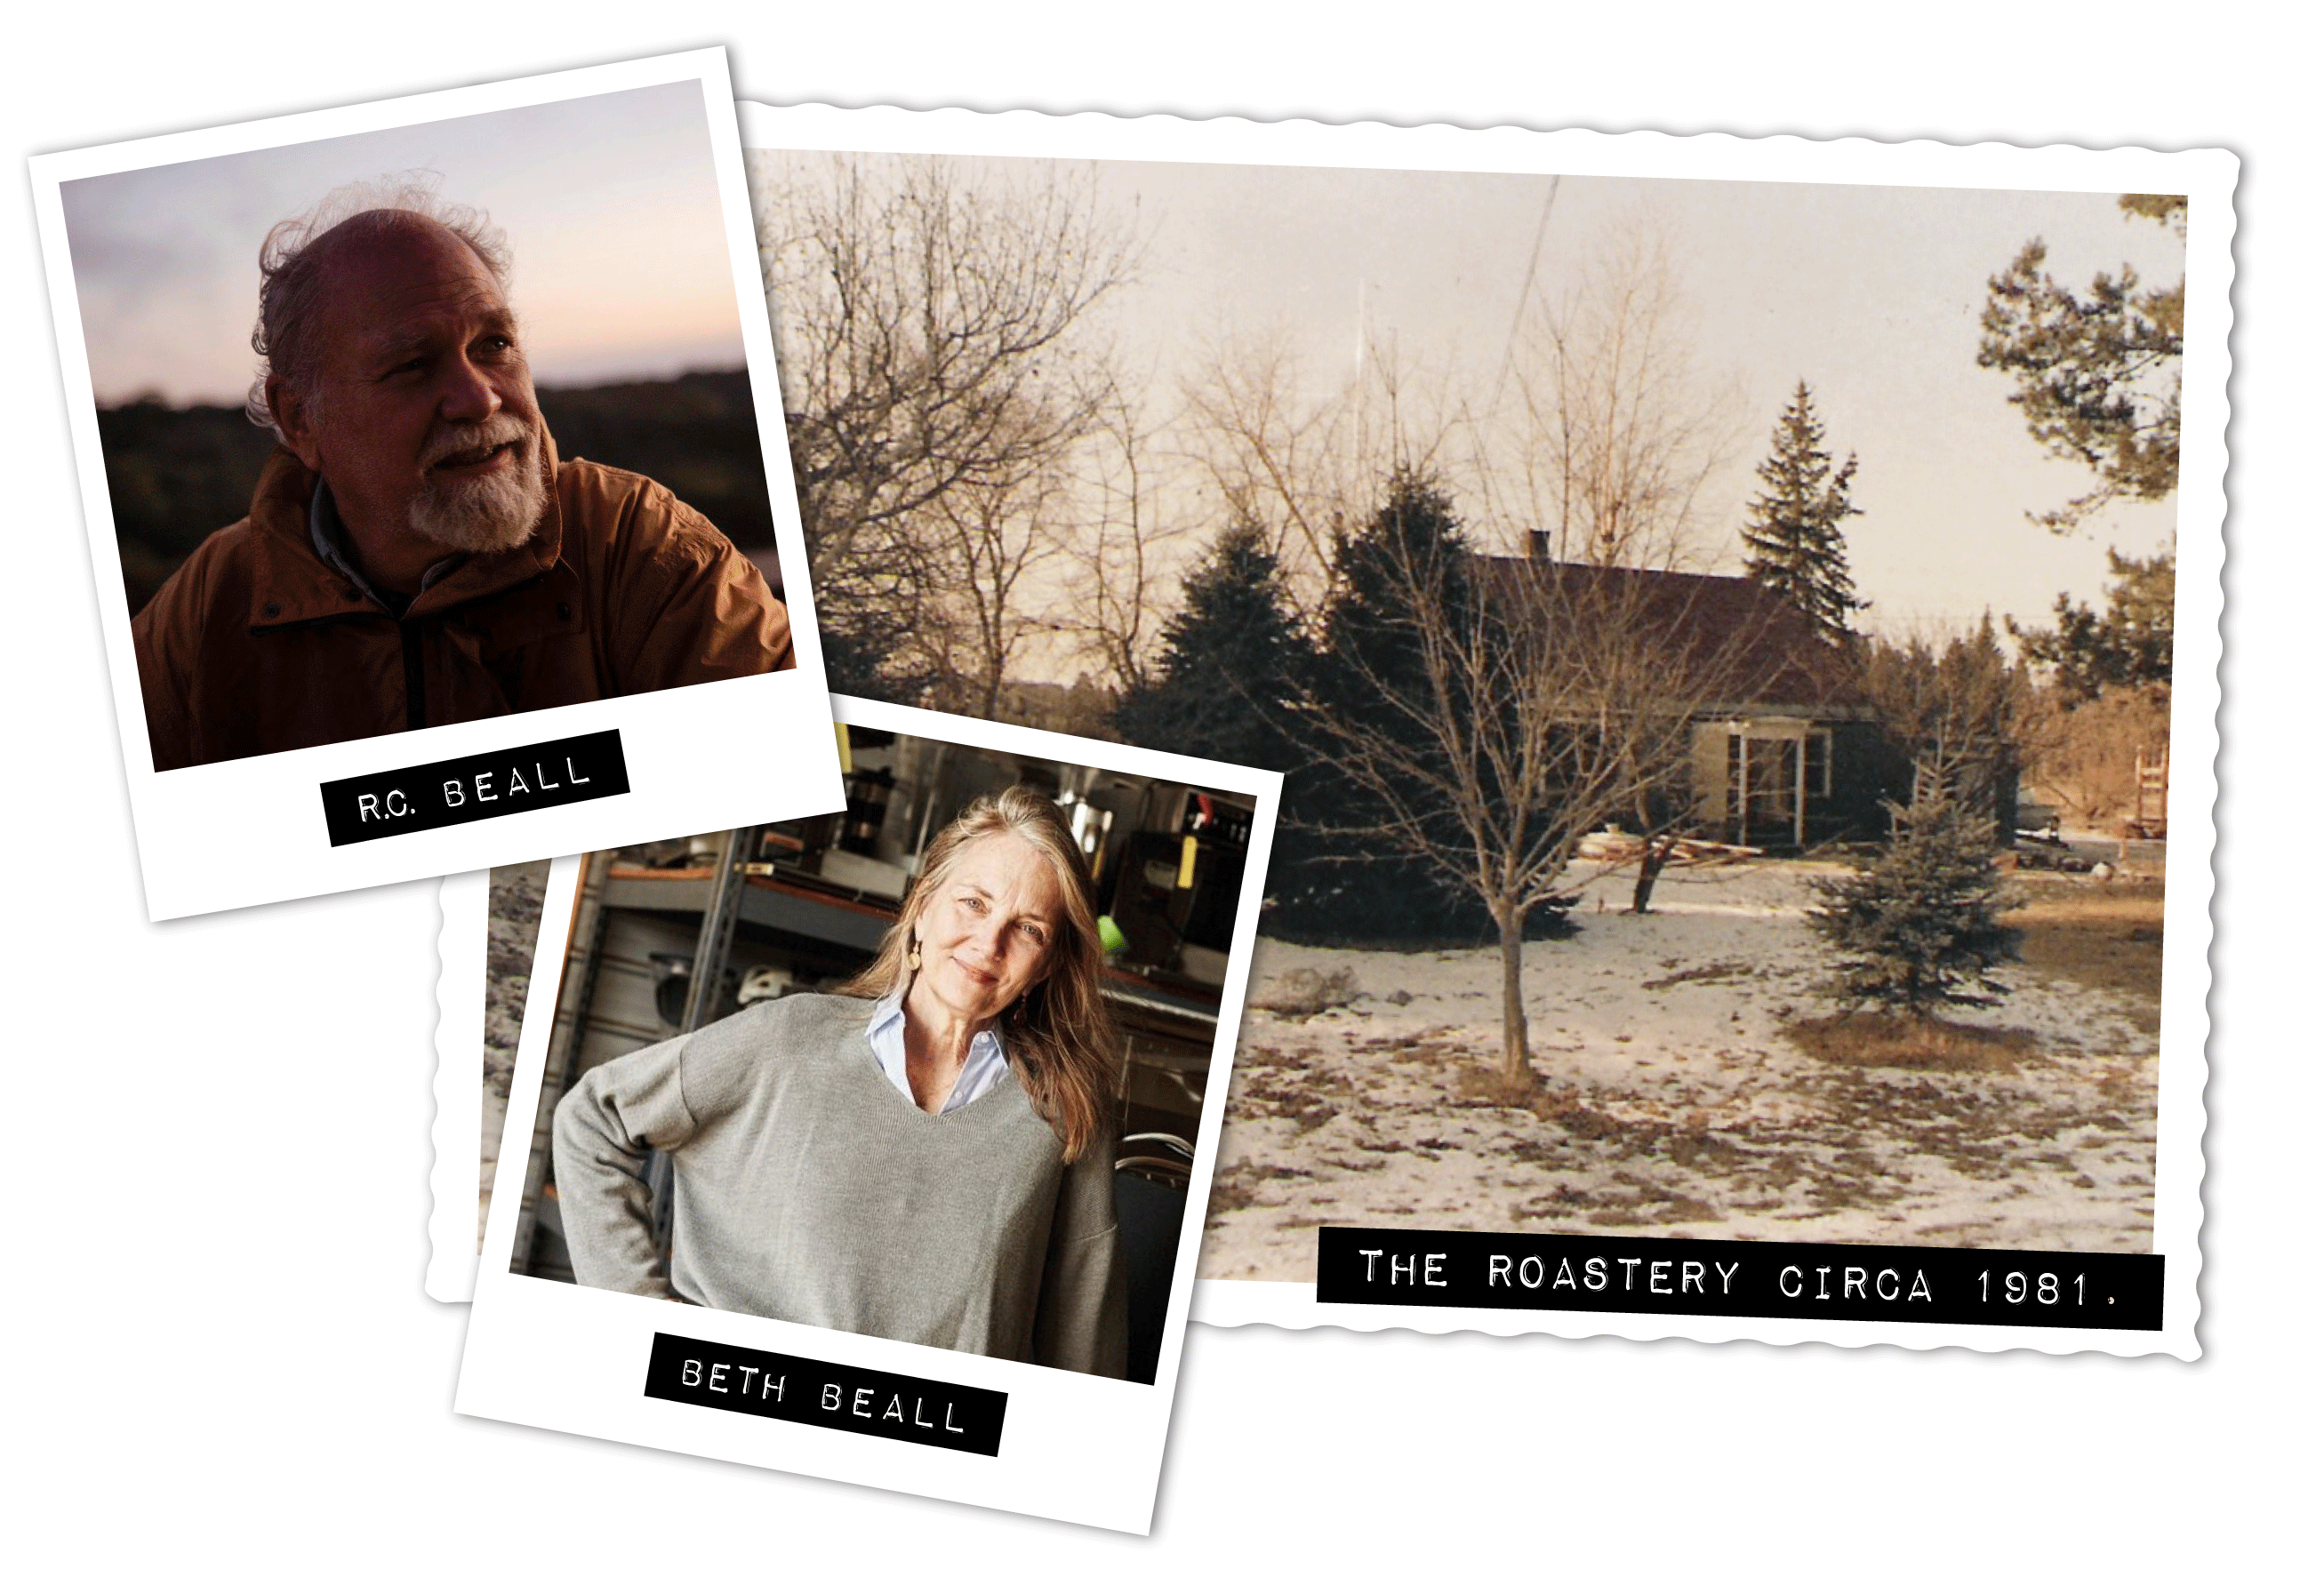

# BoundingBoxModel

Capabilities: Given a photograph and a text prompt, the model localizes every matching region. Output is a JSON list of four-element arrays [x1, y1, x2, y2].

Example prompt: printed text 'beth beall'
[[318, 729, 629, 846], [1316, 1226, 2164, 1331], [641, 1333, 1007, 1455]]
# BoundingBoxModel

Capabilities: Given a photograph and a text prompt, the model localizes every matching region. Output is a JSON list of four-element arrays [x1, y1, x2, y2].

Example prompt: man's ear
[[268, 374, 323, 469]]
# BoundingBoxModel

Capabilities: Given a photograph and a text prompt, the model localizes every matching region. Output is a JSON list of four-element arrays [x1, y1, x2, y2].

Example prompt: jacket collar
[[243, 426, 566, 630]]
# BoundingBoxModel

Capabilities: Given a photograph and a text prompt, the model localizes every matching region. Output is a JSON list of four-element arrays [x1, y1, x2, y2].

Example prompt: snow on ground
[[1198, 856, 2160, 1282]]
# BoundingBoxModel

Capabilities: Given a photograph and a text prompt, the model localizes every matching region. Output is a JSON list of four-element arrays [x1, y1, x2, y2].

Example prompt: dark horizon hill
[[95, 368, 776, 615]]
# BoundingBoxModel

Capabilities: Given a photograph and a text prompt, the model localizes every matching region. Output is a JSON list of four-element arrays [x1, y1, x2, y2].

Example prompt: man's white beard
[[406, 417, 545, 554]]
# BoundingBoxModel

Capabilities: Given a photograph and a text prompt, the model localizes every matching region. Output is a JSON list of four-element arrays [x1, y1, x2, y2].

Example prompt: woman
[[553, 787, 1127, 1378]]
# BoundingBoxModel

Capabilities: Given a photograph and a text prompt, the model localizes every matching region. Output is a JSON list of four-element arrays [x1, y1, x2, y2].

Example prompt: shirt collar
[[866, 988, 1009, 1101], [308, 477, 464, 617], [867, 987, 1009, 1051], [867, 987, 908, 1044]]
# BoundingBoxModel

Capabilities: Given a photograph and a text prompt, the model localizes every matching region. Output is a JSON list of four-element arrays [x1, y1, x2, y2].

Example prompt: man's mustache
[[420, 415, 533, 471]]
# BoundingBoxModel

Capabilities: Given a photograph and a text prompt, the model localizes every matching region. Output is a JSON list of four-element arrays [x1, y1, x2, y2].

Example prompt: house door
[[1728, 732, 1802, 846]]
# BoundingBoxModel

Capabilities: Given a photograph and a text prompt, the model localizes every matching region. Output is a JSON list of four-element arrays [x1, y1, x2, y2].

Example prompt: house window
[[1805, 730, 1831, 799]]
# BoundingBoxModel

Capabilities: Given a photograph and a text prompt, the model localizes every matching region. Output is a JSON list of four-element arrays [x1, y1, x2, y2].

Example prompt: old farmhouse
[[1489, 544, 2007, 852]]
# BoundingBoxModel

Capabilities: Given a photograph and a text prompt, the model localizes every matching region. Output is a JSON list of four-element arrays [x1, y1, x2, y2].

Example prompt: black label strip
[[1316, 1226, 2163, 1331], [641, 1332, 1008, 1456], [318, 728, 629, 846]]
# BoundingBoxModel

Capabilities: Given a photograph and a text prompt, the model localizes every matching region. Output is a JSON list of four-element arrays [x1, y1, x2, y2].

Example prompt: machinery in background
[[507, 728, 1260, 1385]]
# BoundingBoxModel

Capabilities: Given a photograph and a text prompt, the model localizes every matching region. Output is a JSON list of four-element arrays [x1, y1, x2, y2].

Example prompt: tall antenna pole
[[1487, 173, 1561, 423]]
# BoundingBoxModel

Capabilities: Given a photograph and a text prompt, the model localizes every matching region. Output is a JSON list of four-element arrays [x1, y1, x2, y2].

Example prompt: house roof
[[1475, 555, 1868, 713]]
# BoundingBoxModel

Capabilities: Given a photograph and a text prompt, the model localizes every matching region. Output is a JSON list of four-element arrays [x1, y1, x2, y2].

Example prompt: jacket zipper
[[401, 621, 427, 732]]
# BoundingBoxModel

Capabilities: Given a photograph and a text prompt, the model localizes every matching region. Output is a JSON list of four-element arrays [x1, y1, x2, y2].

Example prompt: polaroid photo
[[30, 51, 841, 919], [454, 696, 1281, 1531], [733, 103, 2231, 1357]]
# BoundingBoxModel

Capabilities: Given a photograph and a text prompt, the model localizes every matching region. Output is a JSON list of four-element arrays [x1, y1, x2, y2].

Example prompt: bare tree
[[1301, 474, 1762, 1090], [1179, 330, 1468, 620], [1160, 223, 1772, 1079], [1487, 220, 1738, 570], [920, 463, 1069, 719], [1050, 388, 1200, 698], [2015, 684, 2169, 828], [751, 151, 1138, 699]]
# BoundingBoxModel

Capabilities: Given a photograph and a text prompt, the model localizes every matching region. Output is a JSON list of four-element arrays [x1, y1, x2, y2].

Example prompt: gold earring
[[907, 942, 922, 970]]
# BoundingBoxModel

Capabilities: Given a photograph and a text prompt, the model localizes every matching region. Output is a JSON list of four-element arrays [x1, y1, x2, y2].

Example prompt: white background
[[8, 5, 2307, 1568]]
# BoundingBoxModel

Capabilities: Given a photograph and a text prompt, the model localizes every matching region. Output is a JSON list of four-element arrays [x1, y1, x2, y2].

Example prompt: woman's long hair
[[843, 786, 1119, 1162]]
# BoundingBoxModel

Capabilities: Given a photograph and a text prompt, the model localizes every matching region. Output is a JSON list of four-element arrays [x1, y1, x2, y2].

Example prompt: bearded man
[[131, 186, 794, 772]]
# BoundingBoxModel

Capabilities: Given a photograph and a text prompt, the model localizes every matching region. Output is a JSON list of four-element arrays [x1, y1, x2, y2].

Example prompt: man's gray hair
[[244, 174, 512, 435]]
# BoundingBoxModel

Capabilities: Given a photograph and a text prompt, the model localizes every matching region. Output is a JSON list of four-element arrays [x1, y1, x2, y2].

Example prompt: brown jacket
[[132, 437, 793, 771]]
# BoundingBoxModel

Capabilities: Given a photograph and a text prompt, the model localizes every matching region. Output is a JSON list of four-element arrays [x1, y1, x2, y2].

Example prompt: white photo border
[[455, 695, 1285, 1533], [737, 102, 2232, 1361], [30, 52, 841, 920]]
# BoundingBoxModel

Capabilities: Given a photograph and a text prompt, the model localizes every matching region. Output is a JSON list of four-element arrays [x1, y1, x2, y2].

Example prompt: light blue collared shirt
[[865, 990, 1014, 1115]]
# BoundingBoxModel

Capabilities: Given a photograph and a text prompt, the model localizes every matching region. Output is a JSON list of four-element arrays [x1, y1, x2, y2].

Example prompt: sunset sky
[[60, 81, 749, 407]]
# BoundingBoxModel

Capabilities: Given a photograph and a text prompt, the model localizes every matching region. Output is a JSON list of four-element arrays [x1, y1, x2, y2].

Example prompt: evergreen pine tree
[[1320, 466, 1472, 709], [1743, 380, 1866, 644], [1861, 618, 2030, 837], [1287, 466, 1484, 939], [1113, 519, 1302, 772], [1805, 772, 2023, 1014], [2009, 547, 2176, 703], [1978, 196, 2184, 533]]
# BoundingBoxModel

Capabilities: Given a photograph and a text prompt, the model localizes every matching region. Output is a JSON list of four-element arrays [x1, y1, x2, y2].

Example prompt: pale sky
[[60, 81, 748, 406], [1111, 161, 2184, 636], [757, 150, 2185, 642]]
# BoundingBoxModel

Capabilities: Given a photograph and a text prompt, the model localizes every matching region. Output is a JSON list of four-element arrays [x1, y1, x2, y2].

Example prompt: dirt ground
[[2011, 880, 2166, 1032], [1198, 855, 2165, 1282], [479, 861, 549, 1247]]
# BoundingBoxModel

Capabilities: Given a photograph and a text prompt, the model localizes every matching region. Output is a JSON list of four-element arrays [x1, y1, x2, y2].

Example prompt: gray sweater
[[553, 992, 1127, 1378]]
